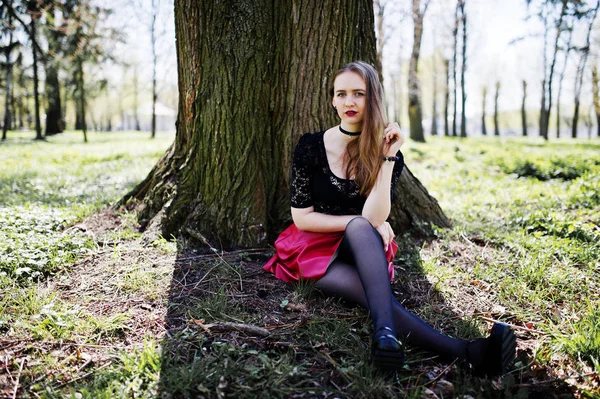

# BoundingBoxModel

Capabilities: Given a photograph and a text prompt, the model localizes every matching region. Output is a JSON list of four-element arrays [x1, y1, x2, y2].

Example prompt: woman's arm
[[361, 161, 395, 227], [361, 122, 405, 227], [292, 206, 359, 232]]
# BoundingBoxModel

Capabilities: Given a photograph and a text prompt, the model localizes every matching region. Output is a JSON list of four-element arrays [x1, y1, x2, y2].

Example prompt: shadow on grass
[[153, 227, 579, 398]]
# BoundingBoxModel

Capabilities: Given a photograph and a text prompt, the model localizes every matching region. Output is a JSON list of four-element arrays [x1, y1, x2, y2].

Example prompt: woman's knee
[[345, 216, 373, 234]]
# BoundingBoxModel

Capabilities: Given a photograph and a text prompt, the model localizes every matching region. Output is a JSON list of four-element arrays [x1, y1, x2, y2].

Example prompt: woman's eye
[[337, 93, 346, 97]]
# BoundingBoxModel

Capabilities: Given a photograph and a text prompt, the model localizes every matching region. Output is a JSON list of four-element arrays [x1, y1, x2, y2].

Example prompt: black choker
[[339, 126, 361, 137]]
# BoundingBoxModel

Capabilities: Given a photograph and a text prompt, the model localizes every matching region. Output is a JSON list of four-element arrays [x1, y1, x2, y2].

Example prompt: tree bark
[[481, 86, 487, 136], [408, 0, 429, 143], [76, 57, 87, 142], [459, 0, 467, 138], [121, 0, 450, 249], [494, 81, 500, 136], [521, 80, 527, 136]]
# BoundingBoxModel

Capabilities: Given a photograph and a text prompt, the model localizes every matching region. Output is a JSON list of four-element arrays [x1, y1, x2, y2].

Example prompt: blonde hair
[[330, 61, 387, 195]]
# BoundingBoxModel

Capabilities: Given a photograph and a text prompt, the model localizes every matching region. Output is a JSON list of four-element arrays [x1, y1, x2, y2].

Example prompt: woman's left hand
[[375, 221, 395, 252], [383, 122, 405, 156]]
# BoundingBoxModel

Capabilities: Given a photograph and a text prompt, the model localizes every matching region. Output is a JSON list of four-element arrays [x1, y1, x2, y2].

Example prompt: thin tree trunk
[[592, 66, 600, 137], [494, 81, 500, 136], [459, 0, 467, 138], [573, 1, 599, 139], [521, 80, 528, 136], [31, 14, 42, 140], [542, 0, 568, 140], [77, 58, 87, 142], [44, 2, 64, 135], [134, 63, 141, 131], [151, 0, 158, 138], [444, 58, 450, 137], [431, 50, 438, 136], [556, 27, 573, 139], [374, 0, 384, 77], [481, 86, 487, 136], [408, 0, 429, 143], [122, 0, 450, 249], [452, 1, 459, 137], [2, 0, 14, 141]]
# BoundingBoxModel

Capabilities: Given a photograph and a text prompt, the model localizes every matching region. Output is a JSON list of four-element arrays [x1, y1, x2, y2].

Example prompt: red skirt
[[263, 223, 398, 283]]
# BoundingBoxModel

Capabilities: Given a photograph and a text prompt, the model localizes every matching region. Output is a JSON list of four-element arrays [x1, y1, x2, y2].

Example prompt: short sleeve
[[390, 150, 404, 201], [290, 133, 316, 208]]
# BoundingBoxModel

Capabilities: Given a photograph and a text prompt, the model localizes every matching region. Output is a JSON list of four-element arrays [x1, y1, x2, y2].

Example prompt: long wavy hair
[[329, 61, 387, 196]]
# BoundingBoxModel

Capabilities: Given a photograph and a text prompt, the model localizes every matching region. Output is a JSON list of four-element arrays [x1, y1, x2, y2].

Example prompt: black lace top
[[290, 131, 404, 215]]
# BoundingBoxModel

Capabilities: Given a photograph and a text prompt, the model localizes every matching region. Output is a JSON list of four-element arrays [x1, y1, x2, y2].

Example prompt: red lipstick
[[345, 111, 357, 116]]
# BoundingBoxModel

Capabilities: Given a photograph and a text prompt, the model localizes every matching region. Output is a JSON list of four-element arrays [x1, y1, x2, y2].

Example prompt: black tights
[[315, 217, 478, 362]]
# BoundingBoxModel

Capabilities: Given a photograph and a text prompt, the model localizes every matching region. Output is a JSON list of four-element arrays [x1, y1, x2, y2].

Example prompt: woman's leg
[[315, 217, 493, 366], [316, 258, 471, 362], [329, 217, 397, 337]]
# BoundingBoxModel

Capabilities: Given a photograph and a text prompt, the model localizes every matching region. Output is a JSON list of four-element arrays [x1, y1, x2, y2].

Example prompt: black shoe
[[372, 327, 405, 370], [467, 322, 517, 377]]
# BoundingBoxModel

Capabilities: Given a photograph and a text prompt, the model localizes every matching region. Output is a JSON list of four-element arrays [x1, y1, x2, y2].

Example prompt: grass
[[1, 130, 599, 397]]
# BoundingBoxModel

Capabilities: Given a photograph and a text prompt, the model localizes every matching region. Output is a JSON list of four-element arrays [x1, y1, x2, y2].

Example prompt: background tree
[[555, 23, 573, 139], [452, 0, 459, 137], [459, 0, 467, 138], [592, 65, 600, 137], [44, 1, 65, 135], [123, 0, 450, 249], [521, 80, 528, 136], [408, 0, 431, 143], [431, 48, 438, 136], [572, 1, 599, 138], [1, 0, 18, 140], [443, 57, 450, 136], [481, 86, 487, 136], [494, 80, 500, 136]]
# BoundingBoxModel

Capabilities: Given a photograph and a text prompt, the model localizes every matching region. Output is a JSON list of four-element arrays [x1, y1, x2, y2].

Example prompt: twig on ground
[[52, 361, 113, 390], [478, 316, 547, 335], [0, 338, 126, 350], [425, 360, 456, 387], [514, 371, 598, 388], [12, 358, 25, 399], [190, 319, 271, 337]]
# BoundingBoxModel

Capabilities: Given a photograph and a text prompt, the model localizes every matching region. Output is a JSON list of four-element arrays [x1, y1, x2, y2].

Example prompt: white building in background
[[122, 102, 177, 132]]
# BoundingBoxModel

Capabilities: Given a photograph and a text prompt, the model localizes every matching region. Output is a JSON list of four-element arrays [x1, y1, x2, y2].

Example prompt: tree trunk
[[452, 1, 459, 137], [150, 0, 158, 139], [431, 51, 438, 136], [76, 57, 87, 143], [459, 0, 467, 138], [521, 80, 527, 136], [494, 81, 500, 136], [44, 2, 64, 136], [481, 86, 487, 136], [121, 0, 450, 249], [573, 1, 599, 139], [133, 63, 141, 131], [408, 0, 427, 143], [556, 27, 573, 140], [444, 58, 450, 137], [2, 0, 14, 141], [30, 14, 43, 140], [541, 0, 567, 140], [374, 0, 384, 77], [592, 66, 600, 137]]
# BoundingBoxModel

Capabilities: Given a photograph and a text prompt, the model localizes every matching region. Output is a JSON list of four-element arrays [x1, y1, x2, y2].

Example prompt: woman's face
[[332, 71, 367, 129]]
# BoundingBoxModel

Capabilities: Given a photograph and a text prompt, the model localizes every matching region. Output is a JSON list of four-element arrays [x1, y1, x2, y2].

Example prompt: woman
[[264, 61, 516, 375]]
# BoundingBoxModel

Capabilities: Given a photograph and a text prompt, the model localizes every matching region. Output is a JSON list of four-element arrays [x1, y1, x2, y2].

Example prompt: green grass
[[1, 131, 599, 397]]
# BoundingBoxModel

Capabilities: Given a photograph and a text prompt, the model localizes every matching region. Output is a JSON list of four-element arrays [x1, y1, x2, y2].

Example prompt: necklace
[[339, 125, 361, 137]]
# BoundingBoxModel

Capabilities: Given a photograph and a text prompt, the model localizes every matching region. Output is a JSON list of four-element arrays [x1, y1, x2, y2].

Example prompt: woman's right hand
[[375, 221, 395, 252]]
